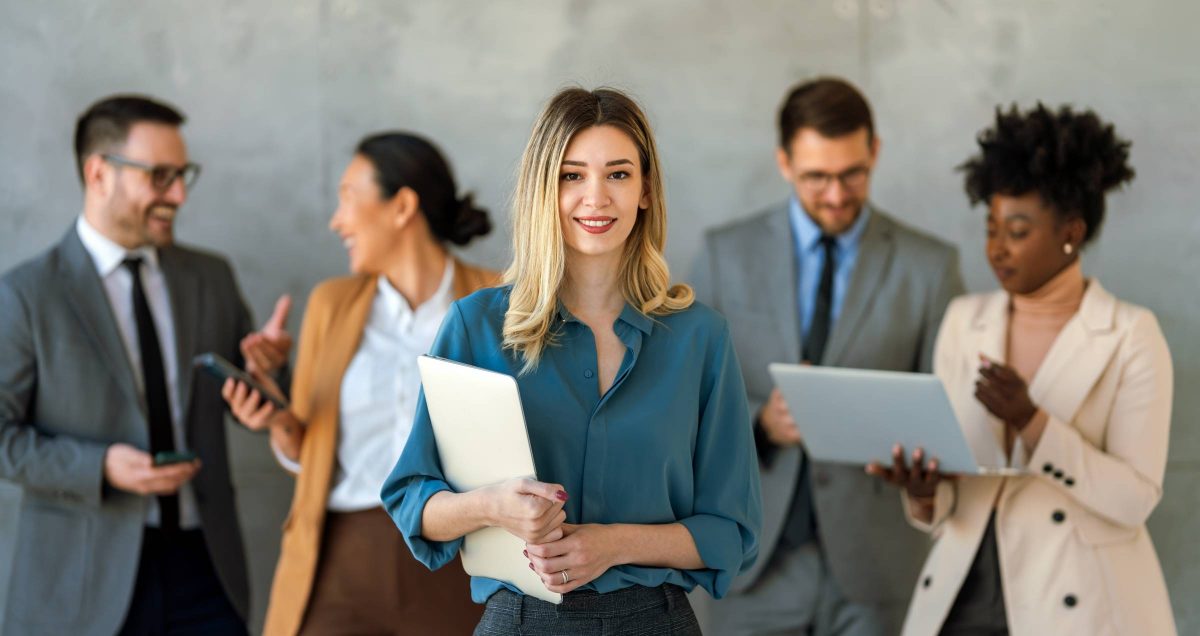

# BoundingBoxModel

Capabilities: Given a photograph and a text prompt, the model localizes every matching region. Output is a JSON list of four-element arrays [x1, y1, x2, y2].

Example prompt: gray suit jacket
[[0, 227, 252, 635], [692, 203, 964, 607]]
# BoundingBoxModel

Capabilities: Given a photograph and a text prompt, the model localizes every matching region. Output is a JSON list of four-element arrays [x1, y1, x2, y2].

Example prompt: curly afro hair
[[960, 103, 1135, 245]]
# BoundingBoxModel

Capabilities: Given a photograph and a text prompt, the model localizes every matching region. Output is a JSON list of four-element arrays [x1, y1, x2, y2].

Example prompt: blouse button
[[1052, 510, 1066, 523], [584, 369, 594, 379], [1064, 594, 1078, 608]]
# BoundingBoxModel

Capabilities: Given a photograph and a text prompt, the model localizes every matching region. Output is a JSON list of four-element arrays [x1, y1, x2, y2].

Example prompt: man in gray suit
[[693, 78, 965, 635], [0, 95, 291, 635]]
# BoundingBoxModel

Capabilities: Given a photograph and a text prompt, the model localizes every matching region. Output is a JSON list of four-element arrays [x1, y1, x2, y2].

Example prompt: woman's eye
[[560, 172, 582, 182], [608, 171, 630, 180], [1008, 230, 1029, 240]]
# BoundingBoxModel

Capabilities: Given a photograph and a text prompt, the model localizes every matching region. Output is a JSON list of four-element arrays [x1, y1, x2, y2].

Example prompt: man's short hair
[[73, 94, 185, 183], [778, 77, 874, 151]]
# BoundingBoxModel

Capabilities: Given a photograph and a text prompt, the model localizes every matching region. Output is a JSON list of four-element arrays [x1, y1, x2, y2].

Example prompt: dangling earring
[[1063, 243, 1074, 255]]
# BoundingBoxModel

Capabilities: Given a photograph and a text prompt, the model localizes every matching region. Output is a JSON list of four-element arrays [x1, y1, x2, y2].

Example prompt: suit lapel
[[58, 228, 145, 417], [1026, 280, 1120, 425], [159, 247, 199, 421], [824, 209, 894, 366], [963, 292, 1010, 466], [761, 207, 802, 362]]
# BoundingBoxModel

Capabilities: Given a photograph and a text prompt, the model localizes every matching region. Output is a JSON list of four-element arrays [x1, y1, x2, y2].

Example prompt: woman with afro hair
[[869, 104, 1176, 635]]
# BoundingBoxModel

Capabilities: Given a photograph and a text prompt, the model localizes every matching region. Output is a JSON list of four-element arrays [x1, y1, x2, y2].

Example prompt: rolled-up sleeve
[[678, 322, 762, 598], [381, 302, 472, 571]]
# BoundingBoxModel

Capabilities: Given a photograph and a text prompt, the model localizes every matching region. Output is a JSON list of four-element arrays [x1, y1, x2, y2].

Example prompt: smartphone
[[192, 352, 290, 410], [153, 450, 198, 466]]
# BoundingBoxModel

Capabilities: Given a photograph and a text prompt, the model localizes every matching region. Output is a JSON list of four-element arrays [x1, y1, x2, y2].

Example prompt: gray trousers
[[704, 543, 905, 636], [475, 584, 701, 636]]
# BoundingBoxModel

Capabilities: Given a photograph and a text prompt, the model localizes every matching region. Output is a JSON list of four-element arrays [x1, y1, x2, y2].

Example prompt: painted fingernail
[[528, 562, 534, 570], [523, 550, 528, 557], [555, 490, 568, 502]]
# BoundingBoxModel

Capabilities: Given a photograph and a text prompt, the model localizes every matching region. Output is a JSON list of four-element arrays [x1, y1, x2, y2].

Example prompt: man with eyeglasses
[[692, 78, 964, 635], [0, 94, 292, 635]]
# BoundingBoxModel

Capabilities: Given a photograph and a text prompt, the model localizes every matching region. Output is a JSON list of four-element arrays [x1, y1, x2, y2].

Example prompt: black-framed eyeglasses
[[797, 165, 870, 193], [102, 154, 202, 193]]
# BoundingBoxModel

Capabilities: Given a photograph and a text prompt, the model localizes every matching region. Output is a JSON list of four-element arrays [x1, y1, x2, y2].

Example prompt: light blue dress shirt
[[788, 197, 871, 351], [381, 286, 762, 603]]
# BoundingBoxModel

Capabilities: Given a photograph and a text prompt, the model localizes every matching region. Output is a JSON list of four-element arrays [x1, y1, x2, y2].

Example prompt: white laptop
[[768, 364, 1024, 476], [417, 355, 563, 604]]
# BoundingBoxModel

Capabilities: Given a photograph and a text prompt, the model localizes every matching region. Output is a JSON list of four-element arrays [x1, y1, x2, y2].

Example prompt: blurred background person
[[869, 104, 1176, 635], [224, 132, 497, 635], [694, 77, 963, 636]]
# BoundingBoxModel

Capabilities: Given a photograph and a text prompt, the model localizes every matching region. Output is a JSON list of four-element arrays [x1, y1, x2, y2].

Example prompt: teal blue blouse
[[381, 286, 761, 603]]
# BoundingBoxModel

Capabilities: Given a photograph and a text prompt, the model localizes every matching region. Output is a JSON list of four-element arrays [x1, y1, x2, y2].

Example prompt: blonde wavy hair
[[502, 87, 693, 373]]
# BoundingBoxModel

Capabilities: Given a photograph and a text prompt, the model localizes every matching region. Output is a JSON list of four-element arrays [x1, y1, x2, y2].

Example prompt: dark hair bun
[[960, 103, 1135, 245], [445, 193, 492, 246]]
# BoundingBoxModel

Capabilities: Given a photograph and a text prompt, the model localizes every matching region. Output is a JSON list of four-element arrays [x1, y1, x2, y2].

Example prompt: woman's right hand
[[221, 374, 291, 432], [482, 478, 569, 543], [865, 444, 947, 499]]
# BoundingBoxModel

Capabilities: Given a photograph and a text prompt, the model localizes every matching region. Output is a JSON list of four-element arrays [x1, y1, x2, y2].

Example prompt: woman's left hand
[[525, 523, 622, 594], [974, 355, 1038, 430]]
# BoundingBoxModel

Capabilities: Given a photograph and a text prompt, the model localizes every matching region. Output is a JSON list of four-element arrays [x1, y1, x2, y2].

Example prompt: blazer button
[[1053, 470, 1064, 480], [815, 471, 830, 487], [1052, 510, 1066, 523], [1064, 594, 1078, 608], [923, 575, 932, 588], [1064, 477, 1075, 487], [584, 369, 594, 379], [1042, 462, 1054, 474]]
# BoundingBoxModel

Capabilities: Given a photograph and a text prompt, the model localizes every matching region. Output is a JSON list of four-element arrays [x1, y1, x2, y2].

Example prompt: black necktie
[[804, 235, 837, 364], [122, 257, 179, 530]]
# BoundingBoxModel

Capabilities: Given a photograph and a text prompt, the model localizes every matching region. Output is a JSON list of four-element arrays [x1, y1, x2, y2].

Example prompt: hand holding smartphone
[[193, 352, 290, 409]]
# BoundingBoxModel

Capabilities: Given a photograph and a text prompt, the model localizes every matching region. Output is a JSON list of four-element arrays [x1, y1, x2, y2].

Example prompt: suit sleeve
[[1027, 310, 1172, 528], [0, 277, 108, 506], [917, 246, 965, 373], [690, 234, 774, 464]]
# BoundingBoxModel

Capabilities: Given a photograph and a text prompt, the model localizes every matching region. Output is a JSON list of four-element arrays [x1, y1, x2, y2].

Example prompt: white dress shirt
[[274, 260, 455, 511], [75, 215, 200, 529]]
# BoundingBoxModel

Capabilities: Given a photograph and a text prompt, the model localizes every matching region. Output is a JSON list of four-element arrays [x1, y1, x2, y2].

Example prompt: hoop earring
[[1063, 243, 1074, 255]]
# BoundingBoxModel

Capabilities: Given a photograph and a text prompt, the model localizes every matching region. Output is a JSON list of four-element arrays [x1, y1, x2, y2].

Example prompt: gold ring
[[560, 570, 569, 585]]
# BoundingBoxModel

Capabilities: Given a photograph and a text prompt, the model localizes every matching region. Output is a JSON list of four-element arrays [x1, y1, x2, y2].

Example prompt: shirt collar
[[375, 257, 456, 323], [788, 196, 872, 253], [76, 215, 158, 277], [555, 298, 654, 336]]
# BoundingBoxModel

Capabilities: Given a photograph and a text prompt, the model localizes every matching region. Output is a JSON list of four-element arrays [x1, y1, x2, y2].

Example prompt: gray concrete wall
[[1, 1, 1196, 632]]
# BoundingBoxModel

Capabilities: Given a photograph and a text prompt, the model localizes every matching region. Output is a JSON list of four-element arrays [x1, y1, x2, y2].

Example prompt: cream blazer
[[901, 280, 1176, 636]]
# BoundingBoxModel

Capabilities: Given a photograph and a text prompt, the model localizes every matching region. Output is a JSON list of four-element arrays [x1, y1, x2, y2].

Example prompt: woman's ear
[[1064, 216, 1087, 249], [391, 186, 421, 230], [639, 178, 652, 211]]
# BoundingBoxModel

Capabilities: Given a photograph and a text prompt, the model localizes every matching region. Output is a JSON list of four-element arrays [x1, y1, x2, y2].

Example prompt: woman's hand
[[525, 523, 621, 594], [866, 444, 947, 499], [221, 374, 292, 432], [240, 295, 293, 375], [975, 355, 1038, 431], [483, 478, 568, 543]]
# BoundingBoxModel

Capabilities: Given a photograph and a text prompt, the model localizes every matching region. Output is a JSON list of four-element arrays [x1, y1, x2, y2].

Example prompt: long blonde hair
[[503, 87, 693, 373]]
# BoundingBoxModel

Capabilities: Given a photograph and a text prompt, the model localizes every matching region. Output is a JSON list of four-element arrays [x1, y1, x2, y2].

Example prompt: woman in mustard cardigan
[[224, 132, 497, 634]]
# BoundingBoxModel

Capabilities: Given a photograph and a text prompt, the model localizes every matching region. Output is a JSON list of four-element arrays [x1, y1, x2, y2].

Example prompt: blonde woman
[[381, 88, 762, 635]]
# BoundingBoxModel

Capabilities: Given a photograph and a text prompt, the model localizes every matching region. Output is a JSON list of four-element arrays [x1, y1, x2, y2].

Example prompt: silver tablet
[[768, 364, 1024, 476], [418, 355, 563, 604]]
